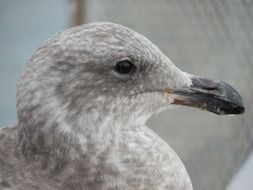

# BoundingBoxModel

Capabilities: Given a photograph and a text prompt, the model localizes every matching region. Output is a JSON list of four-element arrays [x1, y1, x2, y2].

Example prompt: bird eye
[[114, 60, 136, 74]]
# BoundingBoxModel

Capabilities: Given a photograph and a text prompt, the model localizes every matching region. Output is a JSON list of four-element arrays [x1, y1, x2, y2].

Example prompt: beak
[[168, 76, 245, 115]]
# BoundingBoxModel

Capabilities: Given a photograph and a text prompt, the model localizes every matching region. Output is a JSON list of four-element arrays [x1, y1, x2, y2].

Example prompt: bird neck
[[16, 105, 146, 173]]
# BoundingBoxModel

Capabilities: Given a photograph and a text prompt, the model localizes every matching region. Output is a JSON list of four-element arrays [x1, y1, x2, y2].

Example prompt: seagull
[[0, 22, 244, 190]]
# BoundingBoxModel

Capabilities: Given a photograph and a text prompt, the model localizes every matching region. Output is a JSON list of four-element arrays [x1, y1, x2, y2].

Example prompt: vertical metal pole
[[73, 0, 85, 26]]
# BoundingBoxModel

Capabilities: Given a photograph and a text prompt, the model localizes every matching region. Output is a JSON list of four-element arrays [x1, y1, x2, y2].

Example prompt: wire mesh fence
[[86, 0, 253, 189]]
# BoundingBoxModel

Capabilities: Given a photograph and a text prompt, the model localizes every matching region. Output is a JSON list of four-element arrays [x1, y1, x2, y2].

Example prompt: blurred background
[[0, 0, 252, 189]]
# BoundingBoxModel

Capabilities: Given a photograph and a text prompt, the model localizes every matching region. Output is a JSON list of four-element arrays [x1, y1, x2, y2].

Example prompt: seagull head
[[17, 22, 244, 130]]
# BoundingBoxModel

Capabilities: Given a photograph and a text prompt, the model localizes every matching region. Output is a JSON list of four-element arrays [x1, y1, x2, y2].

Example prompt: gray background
[[87, 1, 253, 189], [0, 0, 252, 190]]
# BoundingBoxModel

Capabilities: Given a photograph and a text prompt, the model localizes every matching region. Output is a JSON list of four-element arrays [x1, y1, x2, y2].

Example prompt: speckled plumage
[[0, 22, 193, 190]]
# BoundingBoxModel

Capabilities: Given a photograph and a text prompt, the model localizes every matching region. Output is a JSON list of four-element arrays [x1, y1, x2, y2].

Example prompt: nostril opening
[[202, 86, 218, 91]]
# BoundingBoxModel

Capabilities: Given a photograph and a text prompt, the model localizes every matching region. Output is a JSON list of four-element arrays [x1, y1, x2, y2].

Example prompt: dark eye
[[114, 60, 136, 74]]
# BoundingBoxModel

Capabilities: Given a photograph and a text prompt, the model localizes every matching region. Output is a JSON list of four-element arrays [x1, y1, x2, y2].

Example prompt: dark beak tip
[[186, 76, 245, 115], [235, 105, 245, 115], [215, 102, 245, 115], [218, 81, 245, 115]]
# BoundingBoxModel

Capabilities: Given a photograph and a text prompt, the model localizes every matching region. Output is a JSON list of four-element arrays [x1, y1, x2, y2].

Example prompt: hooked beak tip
[[169, 76, 245, 115]]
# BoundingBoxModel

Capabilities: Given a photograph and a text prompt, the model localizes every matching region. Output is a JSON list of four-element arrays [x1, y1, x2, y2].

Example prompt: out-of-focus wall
[[227, 151, 253, 190], [0, 0, 71, 126], [86, 0, 253, 190]]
